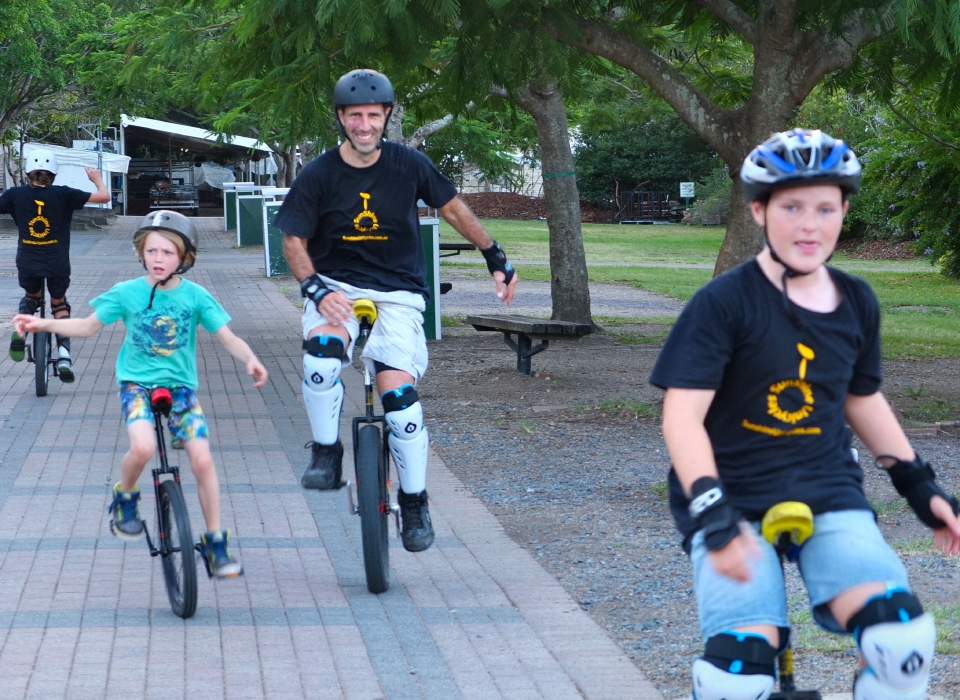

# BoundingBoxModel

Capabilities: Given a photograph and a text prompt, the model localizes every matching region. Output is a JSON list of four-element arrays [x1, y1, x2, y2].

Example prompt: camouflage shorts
[[119, 382, 209, 447]]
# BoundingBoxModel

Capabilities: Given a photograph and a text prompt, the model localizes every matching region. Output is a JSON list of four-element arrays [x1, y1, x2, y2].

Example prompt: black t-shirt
[[649, 260, 881, 544], [274, 141, 458, 300], [0, 184, 90, 277]]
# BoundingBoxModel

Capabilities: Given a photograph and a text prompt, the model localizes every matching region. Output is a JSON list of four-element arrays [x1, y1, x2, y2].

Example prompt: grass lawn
[[440, 218, 960, 360]]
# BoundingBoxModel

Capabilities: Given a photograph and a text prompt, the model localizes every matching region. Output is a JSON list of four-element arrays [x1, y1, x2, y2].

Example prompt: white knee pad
[[383, 386, 428, 494], [692, 659, 774, 700], [303, 353, 344, 444], [854, 613, 935, 700]]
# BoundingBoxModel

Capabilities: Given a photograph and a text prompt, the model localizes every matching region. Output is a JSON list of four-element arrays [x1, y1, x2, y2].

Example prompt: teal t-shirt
[[90, 277, 231, 389]]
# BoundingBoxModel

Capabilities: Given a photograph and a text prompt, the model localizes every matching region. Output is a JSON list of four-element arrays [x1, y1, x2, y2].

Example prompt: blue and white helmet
[[740, 129, 861, 202]]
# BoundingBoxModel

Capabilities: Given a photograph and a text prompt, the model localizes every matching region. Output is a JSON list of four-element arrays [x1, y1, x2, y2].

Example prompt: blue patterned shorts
[[119, 382, 209, 446]]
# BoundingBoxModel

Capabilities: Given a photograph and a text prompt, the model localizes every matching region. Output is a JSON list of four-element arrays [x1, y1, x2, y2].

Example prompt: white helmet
[[26, 148, 59, 175]]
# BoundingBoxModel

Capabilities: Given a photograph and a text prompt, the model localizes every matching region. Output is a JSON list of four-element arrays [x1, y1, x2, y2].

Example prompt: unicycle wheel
[[34, 331, 49, 397], [356, 424, 389, 593], [158, 480, 198, 618]]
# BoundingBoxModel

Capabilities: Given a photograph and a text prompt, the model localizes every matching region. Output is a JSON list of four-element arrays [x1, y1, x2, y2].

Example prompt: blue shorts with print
[[691, 509, 910, 641], [119, 382, 209, 446]]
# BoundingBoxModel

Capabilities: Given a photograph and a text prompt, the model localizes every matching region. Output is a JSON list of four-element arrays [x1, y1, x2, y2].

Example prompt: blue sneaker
[[108, 483, 144, 540], [200, 530, 243, 578]]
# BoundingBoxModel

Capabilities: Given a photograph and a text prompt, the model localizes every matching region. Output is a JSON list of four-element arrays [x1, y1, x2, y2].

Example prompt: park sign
[[680, 182, 695, 198]]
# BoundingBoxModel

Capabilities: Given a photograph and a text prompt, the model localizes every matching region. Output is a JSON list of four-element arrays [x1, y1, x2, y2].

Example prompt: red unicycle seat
[[150, 387, 173, 416]]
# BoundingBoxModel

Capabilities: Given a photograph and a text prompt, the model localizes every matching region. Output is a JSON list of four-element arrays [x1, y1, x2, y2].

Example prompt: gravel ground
[[277, 270, 960, 699]]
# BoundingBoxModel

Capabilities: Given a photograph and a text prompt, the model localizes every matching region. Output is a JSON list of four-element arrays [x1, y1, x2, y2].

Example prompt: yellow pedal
[[353, 298, 377, 326], [761, 501, 814, 547]]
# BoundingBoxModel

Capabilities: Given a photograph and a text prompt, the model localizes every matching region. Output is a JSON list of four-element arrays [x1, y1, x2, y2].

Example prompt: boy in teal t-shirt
[[13, 210, 268, 578]]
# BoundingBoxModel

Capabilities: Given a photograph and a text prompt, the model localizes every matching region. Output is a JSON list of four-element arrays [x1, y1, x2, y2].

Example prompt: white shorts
[[301, 276, 429, 383]]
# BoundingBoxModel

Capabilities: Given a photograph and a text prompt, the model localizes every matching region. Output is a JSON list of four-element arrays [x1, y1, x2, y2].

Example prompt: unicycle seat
[[150, 387, 173, 416]]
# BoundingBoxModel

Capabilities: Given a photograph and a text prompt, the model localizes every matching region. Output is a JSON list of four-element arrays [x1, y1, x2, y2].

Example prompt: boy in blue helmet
[[650, 129, 960, 700], [13, 210, 269, 578]]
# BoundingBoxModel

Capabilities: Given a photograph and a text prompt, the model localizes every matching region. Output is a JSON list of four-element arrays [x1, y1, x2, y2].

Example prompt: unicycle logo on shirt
[[25, 199, 56, 246], [344, 192, 388, 242], [743, 343, 822, 437]]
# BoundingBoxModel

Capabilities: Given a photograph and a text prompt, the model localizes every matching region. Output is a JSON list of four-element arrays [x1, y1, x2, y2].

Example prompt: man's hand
[[493, 269, 518, 305], [931, 495, 960, 555], [85, 167, 104, 184], [246, 357, 269, 388], [317, 290, 354, 326], [708, 524, 762, 583]]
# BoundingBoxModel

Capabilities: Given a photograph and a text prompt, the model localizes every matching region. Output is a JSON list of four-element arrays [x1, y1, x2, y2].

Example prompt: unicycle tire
[[34, 331, 49, 397], [158, 480, 198, 618], [356, 424, 389, 594]]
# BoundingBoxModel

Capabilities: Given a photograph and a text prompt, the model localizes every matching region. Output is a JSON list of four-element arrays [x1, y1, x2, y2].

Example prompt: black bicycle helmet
[[333, 69, 394, 140], [740, 128, 862, 203], [134, 210, 199, 309]]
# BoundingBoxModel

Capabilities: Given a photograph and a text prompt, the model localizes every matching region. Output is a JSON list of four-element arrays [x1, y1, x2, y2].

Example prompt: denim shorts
[[690, 509, 910, 641], [119, 382, 209, 446]]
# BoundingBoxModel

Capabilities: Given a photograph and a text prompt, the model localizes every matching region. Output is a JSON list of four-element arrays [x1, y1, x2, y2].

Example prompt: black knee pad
[[302, 335, 345, 359], [702, 632, 778, 677], [382, 384, 419, 413], [52, 300, 71, 318], [846, 589, 924, 640]]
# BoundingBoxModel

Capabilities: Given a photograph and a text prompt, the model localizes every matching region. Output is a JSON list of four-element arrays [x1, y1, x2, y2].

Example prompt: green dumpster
[[420, 217, 441, 340], [263, 201, 290, 277]]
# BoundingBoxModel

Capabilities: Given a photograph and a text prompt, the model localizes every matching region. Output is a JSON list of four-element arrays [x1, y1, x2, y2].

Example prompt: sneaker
[[9, 332, 24, 362], [300, 441, 344, 490], [397, 489, 435, 553], [108, 483, 144, 540], [200, 530, 243, 578], [56, 356, 75, 383]]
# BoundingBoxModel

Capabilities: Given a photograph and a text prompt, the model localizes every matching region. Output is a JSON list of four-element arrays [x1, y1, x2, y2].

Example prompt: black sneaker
[[300, 440, 344, 490], [398, 489, 435, 552], [57, 356, 75, 383]]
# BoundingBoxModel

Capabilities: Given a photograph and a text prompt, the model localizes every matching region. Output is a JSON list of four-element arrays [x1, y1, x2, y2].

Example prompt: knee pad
[[692, 633, 776, 700], [383, 385, 428, 493], [302, 337, 346, 444], [51, 300, 71, 318], [848, 589, 935, 699]]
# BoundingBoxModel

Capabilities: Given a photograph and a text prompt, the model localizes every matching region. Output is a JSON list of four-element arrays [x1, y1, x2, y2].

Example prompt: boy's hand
[[84, 167, 103, 183], [13, 313, 44, 335], [247, 357, 268, 388], [931, 495, 960, 555], [708, 523, 761, 583]]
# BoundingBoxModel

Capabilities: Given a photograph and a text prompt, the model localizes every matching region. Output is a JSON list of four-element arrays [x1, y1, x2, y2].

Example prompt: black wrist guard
[[689, 476, 742, 551], [300, 273, 331, 305], [882, 453, 960, 529], [480, 240, 515, 285]]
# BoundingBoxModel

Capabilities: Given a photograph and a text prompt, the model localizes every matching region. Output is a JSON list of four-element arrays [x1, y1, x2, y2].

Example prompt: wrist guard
[[480, 240, 515, 285], [689, 476, 742, 551], [881, 453, 960, 529], [300, 273, 331, 305]]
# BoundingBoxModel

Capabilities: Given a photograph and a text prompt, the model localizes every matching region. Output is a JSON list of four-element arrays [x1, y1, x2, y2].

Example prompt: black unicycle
[[140, 387, 198, 618], [23, 280, 60, 397], [345, 299, 399, 594]]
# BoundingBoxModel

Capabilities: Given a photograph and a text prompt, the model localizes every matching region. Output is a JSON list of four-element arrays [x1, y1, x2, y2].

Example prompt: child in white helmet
[[0, 148, 110, 381], [651, 129, 960, 700]]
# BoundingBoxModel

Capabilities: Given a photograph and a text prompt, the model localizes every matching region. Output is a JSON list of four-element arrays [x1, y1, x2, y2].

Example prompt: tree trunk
[[508, 82, 593, 325], [714, 173, 763, 275]]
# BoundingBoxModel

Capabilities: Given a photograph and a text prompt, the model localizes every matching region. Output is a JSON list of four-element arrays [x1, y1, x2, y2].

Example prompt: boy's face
[[750, 185, 848, 275], [142, 231, 182, 283]]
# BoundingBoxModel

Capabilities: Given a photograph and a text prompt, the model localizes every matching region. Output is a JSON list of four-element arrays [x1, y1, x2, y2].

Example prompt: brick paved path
[[0, 217, 663, 700]]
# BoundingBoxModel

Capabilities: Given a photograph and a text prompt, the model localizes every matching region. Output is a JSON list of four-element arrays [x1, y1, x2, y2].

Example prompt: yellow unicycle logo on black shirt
[[743, 343, 822, 437], [344, 192, 388, 241], [26, 199, 56, 245]]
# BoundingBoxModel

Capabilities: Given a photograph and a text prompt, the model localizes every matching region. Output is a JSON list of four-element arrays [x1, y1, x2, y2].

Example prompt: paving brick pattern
[[0, 217, 663, 700]]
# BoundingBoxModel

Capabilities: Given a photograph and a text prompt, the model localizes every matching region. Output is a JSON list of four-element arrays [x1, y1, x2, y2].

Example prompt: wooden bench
[[466, 314, 593, 375]]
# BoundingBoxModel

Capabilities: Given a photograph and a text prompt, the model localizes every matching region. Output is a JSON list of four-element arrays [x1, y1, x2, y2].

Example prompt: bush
[[683, 164, 732, 225]]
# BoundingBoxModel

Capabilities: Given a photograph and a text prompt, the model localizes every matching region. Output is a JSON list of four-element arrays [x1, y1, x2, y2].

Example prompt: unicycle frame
[[23, 279, 61, 395], [139, 387, 200, 618], [346, 311, 400, 594]]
